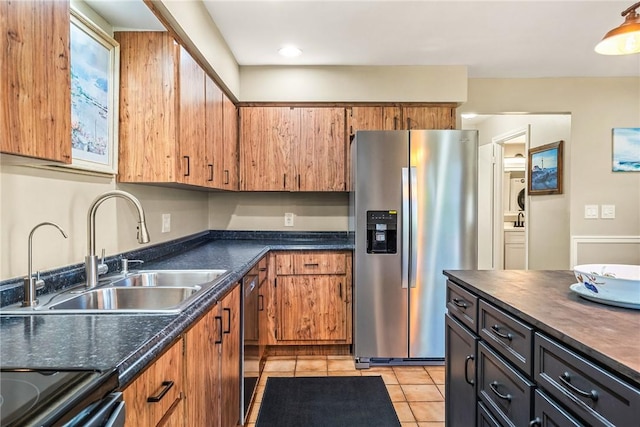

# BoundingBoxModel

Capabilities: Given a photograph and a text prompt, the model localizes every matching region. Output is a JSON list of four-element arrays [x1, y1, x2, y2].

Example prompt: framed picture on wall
[[69, 8, 119, 174], [612, 128, 640, 172], [528, 140, 563, 195]]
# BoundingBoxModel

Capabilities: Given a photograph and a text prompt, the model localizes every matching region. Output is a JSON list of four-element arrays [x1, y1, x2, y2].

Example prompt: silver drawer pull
[[452, 298, 468, 309], [489, 381, 512, 402], [529, 418, 542, 426], [491, 324, 513, 341], [559, 372, 599, 401]]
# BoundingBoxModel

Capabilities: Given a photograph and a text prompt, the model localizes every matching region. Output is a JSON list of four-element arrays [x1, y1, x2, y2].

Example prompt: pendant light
[[595, 2, 640, 55]]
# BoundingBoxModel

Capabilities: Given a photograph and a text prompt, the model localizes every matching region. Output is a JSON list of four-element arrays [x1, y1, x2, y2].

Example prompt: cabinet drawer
[[276, 252, 347, 275], [123, 338, 183, 427], [534, 333, 640, 427], [446, 280, 478, 333], [479, 300, 533, 376], [478, 342, 535, 427], [532, 389, 583, 427]]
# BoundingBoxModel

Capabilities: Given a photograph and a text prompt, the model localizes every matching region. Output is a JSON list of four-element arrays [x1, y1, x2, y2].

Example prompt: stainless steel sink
[[47, 287, 200, 312], [0, 269, 229, 315]]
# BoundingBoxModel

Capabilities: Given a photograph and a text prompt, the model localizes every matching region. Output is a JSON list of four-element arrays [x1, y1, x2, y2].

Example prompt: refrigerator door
[[353, 131, 409, 360], [408, 130, 478, 359]]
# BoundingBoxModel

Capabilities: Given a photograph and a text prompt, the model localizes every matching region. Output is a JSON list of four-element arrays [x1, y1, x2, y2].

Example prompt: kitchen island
[[444, 269, 640, 426]]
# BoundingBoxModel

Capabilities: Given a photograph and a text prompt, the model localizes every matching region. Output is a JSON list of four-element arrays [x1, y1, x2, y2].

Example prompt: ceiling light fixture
[[595, 2, 640, 55], [278, 45, 302, 57]]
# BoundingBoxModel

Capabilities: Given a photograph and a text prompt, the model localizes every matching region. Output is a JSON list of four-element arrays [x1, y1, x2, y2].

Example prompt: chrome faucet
[[86, 190, 150, 288], [23, 222, 68, 307]]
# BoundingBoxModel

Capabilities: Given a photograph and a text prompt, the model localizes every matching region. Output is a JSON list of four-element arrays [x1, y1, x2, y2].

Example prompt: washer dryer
[[509, 178, 525, 211]]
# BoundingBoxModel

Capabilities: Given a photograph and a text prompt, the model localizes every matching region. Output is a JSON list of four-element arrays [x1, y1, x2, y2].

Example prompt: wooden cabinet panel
[[123, 338, 183, 427], [220, 285, 241, 427], [184, 308, 221, 427], [347, 106, 402, 137], [205, 75, 224, 188], [278, 275, 347, 341], [178, 46, 206, 185], [297, 107, 346, 191], [240, 106, 294, 191], [445, 313, 478, 427], [116, 32, 179, 183], [446, 280, 479, 334], [222, 94, 239, 190], [403, 106, 455, 130], [1, 0, 71, 162]]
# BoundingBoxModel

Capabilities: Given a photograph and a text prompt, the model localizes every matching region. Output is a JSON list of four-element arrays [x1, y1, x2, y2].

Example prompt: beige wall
[[208, 192, 348, 231], [463, 77, 640, 240], [470, 114, 572, 269], [239, 65, 467, 102], [0, 165, 209, 280]]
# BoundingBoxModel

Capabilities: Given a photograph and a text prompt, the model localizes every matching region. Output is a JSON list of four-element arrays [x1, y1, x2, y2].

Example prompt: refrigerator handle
[[410, 167, 418, 288], [402, 168, 409, 289]]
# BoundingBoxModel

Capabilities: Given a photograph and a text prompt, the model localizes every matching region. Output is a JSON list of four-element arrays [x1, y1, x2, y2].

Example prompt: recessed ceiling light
[[278, 45, 302, 57]]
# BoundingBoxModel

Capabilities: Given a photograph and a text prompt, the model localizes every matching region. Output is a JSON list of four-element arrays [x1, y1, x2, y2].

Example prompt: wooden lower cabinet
[[271, 251, 352, 345], [123, 338, 184, 427], [445, 313, 478, 427], [183, 283, 241, 427]]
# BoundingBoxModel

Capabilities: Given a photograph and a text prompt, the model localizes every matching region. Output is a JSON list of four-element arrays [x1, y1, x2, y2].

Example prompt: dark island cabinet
[[445, 313, 479, 427], [444, 277, 640, 427]]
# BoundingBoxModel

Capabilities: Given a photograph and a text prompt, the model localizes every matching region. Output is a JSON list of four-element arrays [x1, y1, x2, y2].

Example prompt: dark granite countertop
[[0, 234, 353, 388], [444, 269, 640, 387]]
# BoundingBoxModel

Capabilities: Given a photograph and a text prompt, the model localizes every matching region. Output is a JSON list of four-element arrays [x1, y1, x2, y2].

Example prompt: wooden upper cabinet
[[205, 75, 224, 188], [178, 46, 207, 186], [403, 106, 456, 130], [222, 94, 239, 190], [347, 106, 402, 137], [240, 106, 346, 192], [0, 0, 71, 162], [116, 32, 233, 189], [240, 107, 294, 191]]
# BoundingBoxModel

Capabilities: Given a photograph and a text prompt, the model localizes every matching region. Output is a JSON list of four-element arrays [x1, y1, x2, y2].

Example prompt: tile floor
[[245, 355, 446, 427]]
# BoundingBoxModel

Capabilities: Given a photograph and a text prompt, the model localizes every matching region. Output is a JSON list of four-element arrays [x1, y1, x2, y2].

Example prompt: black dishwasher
[[241, 263, 260, 425]]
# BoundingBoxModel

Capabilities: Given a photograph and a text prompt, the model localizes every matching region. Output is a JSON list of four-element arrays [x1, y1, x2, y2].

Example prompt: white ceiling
[[86, 0, 640, 78]]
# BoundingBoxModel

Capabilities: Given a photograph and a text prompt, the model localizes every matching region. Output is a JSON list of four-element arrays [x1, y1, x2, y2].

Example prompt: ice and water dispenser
[[366, 210, 397, 254]]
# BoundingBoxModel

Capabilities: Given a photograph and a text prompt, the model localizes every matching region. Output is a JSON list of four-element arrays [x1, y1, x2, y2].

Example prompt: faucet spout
[[86, 190, 150, 288], [23, 222, 68, 307]]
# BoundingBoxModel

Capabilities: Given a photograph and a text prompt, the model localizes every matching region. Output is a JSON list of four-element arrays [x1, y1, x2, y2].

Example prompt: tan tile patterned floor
[[244, 356, 445, 427]]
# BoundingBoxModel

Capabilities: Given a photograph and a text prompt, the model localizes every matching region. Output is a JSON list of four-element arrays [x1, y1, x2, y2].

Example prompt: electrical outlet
[[162, 214, 171, 233], [601, 204, 616, 219], [284, 212, 294, 227], [584, 205, 599, 219]]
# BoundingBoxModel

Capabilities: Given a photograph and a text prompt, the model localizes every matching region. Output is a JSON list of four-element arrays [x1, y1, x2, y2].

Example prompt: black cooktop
[[0, 368, 118, 426]]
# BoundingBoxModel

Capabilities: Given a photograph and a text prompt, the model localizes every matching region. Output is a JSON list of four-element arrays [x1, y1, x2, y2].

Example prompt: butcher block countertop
[[443, 269, 640, 387]]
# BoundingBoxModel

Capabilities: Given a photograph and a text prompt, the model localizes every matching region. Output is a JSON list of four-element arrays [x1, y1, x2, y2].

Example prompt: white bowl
[[573, 264, 640, 302]]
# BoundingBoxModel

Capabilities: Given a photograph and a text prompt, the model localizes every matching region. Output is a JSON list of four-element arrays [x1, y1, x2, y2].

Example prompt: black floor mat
[[256, 376, 401, 427]]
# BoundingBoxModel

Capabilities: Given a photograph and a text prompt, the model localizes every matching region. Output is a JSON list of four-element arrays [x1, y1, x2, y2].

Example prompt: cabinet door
[[347, 106, 402, 136], [184, 308, 221, 427], [445, 313, 479, 427], [123, 338, 183, 427], [220, 285, 241, 427], [403, 106, 456, 130], [240, 107, 294, 191], [222, 94, 239, 190], [205, 75, 224, 188], [1, 0, 71, 162], [296, 107, 346, 191], [278, 275, 347, 341], [178, 46, 206, 186], [116, 32, 179, 183]]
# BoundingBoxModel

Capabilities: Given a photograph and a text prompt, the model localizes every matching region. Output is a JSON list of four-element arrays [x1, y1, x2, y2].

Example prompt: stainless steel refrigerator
[[350, 130, 478, 367]]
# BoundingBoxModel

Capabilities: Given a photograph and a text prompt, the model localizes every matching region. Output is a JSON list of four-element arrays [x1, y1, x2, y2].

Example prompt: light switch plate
[[584, 205, 599, 219], [284, 212, 294, 227], [601, 204, 615, 219]]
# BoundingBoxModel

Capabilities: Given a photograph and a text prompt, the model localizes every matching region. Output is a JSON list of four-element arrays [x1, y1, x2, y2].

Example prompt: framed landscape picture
[[528, 140, 563, 195], [69, 9, 119, 174], [612, 128, 640, 172]]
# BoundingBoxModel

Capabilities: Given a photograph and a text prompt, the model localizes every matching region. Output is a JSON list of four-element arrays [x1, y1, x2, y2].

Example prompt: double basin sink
[[1, 269, 229, 315]]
